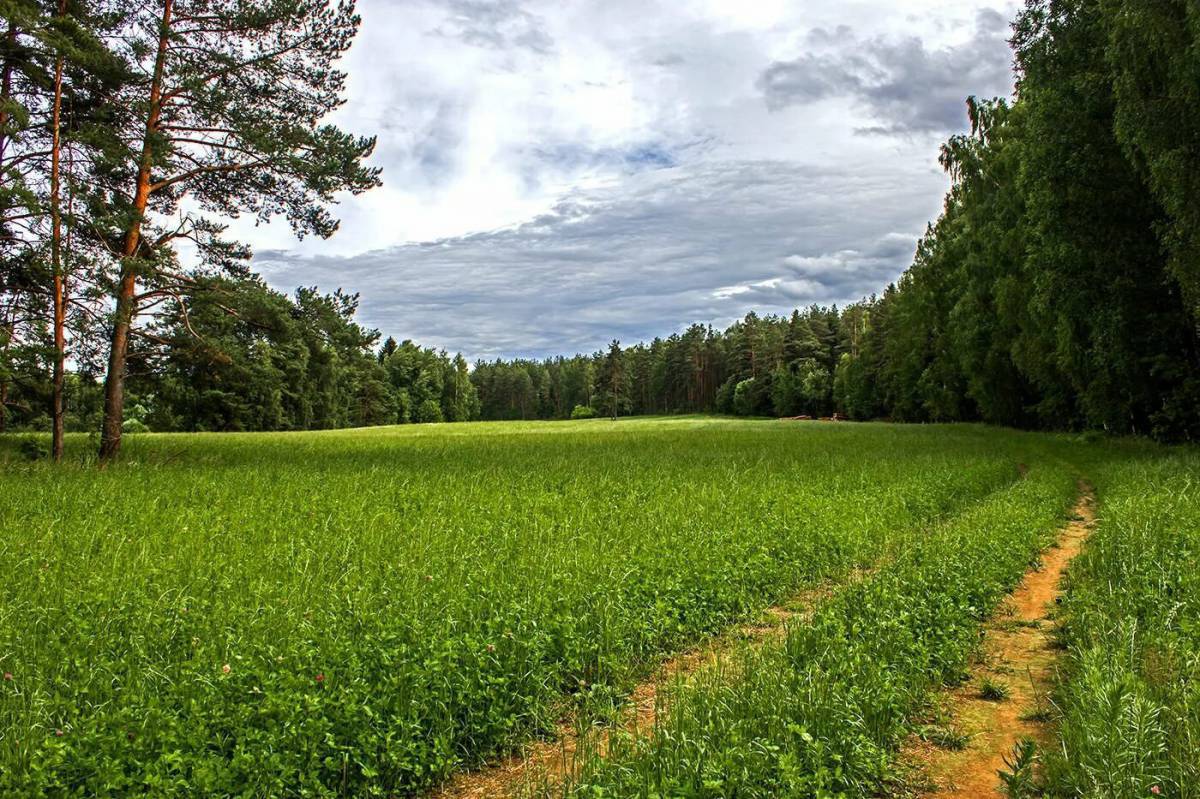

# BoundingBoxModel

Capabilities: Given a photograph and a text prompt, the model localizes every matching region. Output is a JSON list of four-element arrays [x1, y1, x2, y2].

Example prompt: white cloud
[[238, 0, 1019, 357], [256, 159, 944, 358]]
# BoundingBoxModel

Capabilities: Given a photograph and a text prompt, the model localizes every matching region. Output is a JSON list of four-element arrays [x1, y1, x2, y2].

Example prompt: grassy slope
[[1, 419, 1031, 796]]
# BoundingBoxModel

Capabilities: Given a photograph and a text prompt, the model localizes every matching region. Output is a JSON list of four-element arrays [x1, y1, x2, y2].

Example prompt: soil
[[903, 481, 1096, 797]]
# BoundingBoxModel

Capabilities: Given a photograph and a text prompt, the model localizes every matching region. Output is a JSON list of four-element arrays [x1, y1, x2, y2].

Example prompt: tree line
[[471, 308, 850, 423], [474, 0, 1200, 441], [837, 0, 1200, 441], [4, 0, 1199, 450]]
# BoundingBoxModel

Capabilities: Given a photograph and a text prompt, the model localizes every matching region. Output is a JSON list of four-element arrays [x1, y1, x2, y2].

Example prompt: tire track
[[904, 481, 1096, 796]]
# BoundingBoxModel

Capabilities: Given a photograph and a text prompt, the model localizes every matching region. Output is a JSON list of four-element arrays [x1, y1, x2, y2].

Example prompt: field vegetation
[[562, 459, 1078, 796], [5, 1, 1200, 459], [553, 431, 1200, 799], [2, 420, 1197, 798], [1042, 452, 1200, 796]]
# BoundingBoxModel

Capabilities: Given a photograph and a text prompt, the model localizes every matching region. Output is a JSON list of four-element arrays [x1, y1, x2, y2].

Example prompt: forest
[[3, 0, 1199, 454], [470, 0, 1200, 439]]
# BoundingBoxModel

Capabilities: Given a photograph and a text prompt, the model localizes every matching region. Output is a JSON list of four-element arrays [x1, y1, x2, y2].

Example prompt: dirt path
[[430, 570, 872, 799], [904, 481, 1096, 797]]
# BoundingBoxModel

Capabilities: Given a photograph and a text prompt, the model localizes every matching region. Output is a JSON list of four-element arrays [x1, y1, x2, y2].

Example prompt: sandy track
[[905, 481, 1096, 796], [429, 570, 873, 799]]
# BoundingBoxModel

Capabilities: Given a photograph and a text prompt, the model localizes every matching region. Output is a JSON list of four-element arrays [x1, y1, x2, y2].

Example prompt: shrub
[[733, 378, 757, 416], [570, 404, 596, 420], [19, 437, 48, 461], [414, 398, 443, 424], [715, 377, 737, 414]]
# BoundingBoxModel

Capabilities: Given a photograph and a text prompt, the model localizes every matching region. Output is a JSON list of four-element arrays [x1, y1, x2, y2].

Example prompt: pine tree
[[0, 0, 128, 454], [95, 0, 380, 459], [598, 339, 624, 420]]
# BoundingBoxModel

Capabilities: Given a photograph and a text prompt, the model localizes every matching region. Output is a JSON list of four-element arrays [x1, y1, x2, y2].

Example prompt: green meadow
[[1, 418, 1196, 797]]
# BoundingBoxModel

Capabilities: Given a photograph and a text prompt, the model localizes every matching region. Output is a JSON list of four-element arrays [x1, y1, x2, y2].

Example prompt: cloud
[[234, 1, 1019, 358], [431, 0, 554, 54], [255, 160, 941, 359], [758, 8, 1014, 134]]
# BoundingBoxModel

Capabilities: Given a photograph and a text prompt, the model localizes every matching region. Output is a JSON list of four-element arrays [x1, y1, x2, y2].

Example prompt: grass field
[[1041, 453, 1200, 796], [565, 461, 1077, 797], [1, 418, 1196, 797]]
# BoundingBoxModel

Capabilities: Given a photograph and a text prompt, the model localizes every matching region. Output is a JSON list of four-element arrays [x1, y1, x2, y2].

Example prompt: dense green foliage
[[2, 420, 1042, 796], [3, 1, 1199, 796], [470, 308, 846, 423], [0, 277, 482, 433], [3, 419, 1197, 796], [135, 283, 481, 433], [832, 0, 1200, 440]]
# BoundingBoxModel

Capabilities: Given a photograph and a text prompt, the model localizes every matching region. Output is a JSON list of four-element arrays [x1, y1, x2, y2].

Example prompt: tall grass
[[561, 463, 1078, 797], [0, 419, 1034, 796], [1042, 450, 1200, 797]]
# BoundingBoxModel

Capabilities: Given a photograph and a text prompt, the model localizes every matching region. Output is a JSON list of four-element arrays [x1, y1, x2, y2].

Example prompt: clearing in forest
[[5, 421, 1195, 798]]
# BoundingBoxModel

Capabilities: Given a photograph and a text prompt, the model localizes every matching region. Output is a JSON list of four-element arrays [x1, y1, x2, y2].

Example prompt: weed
[[980, 677, 1012, 701], [999, 737, 1039, 798], [919, 723, 970, 751]]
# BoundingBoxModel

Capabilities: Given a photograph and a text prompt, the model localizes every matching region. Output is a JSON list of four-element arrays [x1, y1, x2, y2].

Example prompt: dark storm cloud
[[254, 160, 944, 360], [758, 8, 1014, 134]]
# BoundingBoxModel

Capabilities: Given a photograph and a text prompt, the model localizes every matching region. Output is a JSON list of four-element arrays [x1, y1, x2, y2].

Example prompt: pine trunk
[[98, 0, 173, 461], [0, 22, 14, 434], [50, 0, 66, 461], [0, 20, 17, 238], [0, 21, 14, 175]]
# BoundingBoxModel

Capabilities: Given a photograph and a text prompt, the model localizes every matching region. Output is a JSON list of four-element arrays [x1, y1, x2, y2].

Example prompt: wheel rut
[[903, 481, 1096, 797], [429, 569, 873, 799]]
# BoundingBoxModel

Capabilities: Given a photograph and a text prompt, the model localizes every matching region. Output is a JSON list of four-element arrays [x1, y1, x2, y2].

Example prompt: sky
[[244, 0, 1019, 360]]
